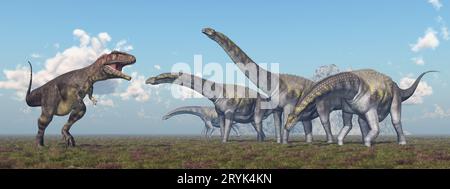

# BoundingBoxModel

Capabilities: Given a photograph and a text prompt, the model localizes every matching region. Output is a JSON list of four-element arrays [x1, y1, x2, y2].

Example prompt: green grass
[[0, 135, 449, 169]]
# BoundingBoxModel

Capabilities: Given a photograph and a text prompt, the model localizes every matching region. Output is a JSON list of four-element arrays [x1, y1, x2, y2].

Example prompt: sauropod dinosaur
[[163, 106, 242, 138], [202, 27, 359, 144], [26, 51, 136, 147], [286, 69, 436, 147], [146, 72, 275, 143]]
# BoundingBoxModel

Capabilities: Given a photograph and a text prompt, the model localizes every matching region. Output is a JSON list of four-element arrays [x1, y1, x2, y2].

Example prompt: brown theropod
[[286, 69, 436, 147], [202, 27, 357, 144], [26, 51, 136, 147], [146, 72, 273, 143]]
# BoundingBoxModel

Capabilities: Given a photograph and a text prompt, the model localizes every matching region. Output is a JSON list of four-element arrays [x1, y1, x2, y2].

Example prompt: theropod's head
[[145, 73, 180, 85], [94, 51, 136, 81]]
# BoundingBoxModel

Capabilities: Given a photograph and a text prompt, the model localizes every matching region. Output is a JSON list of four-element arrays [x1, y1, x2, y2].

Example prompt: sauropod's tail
[[400, 71, 437, 102]]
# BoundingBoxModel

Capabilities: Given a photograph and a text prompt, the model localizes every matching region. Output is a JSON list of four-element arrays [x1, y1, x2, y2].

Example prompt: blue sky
[[0, 0, 449, 135]]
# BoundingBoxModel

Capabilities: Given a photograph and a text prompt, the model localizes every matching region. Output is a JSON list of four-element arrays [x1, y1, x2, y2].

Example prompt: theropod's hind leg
[[390, 91, 406, 145], [36, 107, 55, 148], [61, 102, 86, 147], [36, 89, 59, 148], [337, 111, 353, 146]]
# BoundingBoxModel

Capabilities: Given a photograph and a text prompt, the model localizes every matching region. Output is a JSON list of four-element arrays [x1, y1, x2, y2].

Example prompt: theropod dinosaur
[[286, 69, 436, 147], [163, 106, 241, 138], [146, 72, 274, 143], [26, 51, 136, 147], [203, 27, 355, 144]]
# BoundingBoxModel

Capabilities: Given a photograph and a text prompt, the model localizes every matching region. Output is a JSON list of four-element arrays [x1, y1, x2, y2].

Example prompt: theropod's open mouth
[[104, 60, 135, 81]]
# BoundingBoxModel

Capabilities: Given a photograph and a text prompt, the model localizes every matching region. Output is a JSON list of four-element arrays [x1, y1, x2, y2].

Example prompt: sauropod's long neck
[[207, 31, 280, 95]]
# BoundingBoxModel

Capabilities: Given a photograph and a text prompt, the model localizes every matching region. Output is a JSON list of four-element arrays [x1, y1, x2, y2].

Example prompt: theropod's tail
[[163, 106, 215, 120], [25, 61, 40, 107], [400, 71, 437, 102]]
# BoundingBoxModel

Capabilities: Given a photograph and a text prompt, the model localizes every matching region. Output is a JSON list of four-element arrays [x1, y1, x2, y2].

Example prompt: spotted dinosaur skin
[[146, 72, 273, 143], [162, 106, 242, 138], [286, 69, 436, 147], [202, 28, 358, 144], [26, 51, 136, 147]]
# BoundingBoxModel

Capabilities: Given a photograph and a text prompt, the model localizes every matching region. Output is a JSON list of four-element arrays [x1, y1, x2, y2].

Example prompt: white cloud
[[428, 0, 443, 10], [399, 76, 433, 104], [30, 53, 41, 58], [117, 72, 151, 102], [96, 97, 115, 107], [442, 26, 449, 40], [0, 29, 132, 106], [154, 65, 161, 70], [423, 104, 450, 118], [411, 28, 440, 52], [98, 32, 111, 44], [412, 57, 425, 65], [115, 40, 133, 52]]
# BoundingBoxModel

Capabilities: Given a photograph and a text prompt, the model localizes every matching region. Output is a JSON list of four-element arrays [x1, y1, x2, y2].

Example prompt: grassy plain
[[0, 135, 449, 169]]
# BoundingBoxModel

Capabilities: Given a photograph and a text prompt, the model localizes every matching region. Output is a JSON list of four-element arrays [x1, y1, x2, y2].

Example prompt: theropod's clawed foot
[[62, 134, 76, 147], [36, 135, 45, 148]]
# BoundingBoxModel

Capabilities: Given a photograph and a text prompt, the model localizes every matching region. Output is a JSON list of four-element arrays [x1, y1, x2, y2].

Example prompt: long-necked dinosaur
[[286, 69, 435, 147], [26, 51, 136, 147], [146, 72, 274, 143], [163, 106, 242, 138], [202, 28, 356, 144]]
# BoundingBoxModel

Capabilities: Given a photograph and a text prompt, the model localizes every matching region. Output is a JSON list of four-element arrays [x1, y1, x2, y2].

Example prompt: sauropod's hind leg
[[390, 91, 406, 145], [61, 102, 86, 147]]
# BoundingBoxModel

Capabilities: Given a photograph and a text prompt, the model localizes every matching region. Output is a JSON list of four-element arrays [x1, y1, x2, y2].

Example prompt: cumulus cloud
[[117, 72, 151, 102], [411, 28, 440, 52], [0, 29, 133, 106], [154, 65, 161, 70], [399, 76, 433, 104], [115, 40, 133, 52], [428, 0, 443, 10], [423, 104, 450, 119], [412, 57, 425, 65]]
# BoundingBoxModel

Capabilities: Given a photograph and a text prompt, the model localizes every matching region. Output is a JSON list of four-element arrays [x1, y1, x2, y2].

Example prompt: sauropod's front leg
[[316, 101, 333, 143], [337, 111, 353, 146], [364, 108, 380, 147], [273, 111, 282, 143], [222, 112, 234, 143]]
